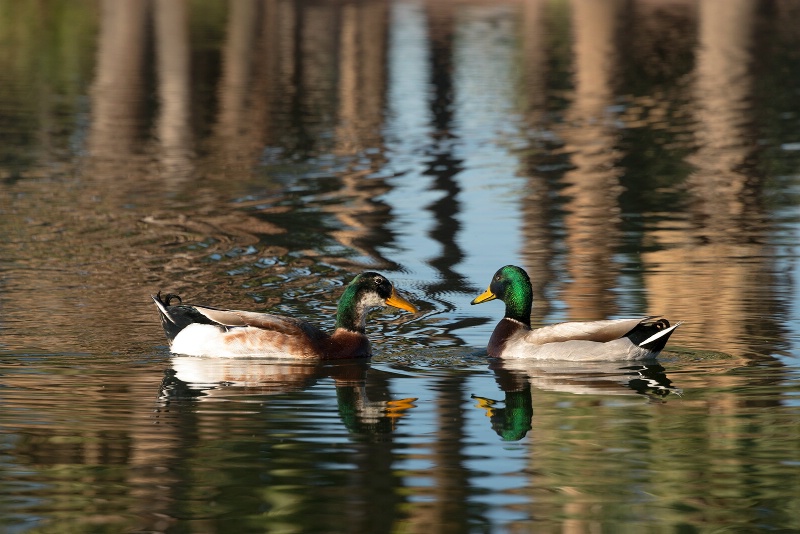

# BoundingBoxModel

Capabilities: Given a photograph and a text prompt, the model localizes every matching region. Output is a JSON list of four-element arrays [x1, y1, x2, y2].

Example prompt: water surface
[[2, 0, 800, 532]]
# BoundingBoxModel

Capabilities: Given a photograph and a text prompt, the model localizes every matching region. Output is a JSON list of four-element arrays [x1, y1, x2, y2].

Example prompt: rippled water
[[2, 0, 800, 532]]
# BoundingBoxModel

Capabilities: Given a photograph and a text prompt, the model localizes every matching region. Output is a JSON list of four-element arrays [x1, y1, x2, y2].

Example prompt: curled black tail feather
[[159, 292, 182, 306]]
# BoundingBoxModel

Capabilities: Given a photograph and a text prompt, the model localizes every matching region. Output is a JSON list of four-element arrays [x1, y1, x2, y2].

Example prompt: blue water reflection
[[2, 0, 800, 532]]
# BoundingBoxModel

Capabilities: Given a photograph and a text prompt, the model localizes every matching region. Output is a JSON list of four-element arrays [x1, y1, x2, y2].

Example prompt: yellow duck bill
[[470, 288, 496, 305]]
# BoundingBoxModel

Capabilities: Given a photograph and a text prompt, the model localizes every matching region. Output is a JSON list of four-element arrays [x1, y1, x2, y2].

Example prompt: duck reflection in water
[[473, 359, 681, 441], [156, 357, 416, 435]]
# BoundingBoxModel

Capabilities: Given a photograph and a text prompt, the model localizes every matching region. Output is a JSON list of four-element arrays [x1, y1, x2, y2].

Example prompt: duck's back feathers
[[493, 316, 680, 361], [524, 318, 648, 345], [190, 304, 325, 340]]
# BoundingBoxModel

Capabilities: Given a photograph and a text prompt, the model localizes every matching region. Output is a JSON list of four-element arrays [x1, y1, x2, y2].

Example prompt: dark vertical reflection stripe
[[423, 4, 467, 296]]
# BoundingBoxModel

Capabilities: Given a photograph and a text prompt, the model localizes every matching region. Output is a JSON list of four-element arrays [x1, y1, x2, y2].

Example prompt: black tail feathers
[[625, 318, 679, 353], [152, 292, 214, 344]]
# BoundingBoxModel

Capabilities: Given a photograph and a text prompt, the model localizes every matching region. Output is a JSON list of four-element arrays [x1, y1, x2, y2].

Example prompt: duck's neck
[[504, 287, 532, 327], [335, 285, 367, 333]]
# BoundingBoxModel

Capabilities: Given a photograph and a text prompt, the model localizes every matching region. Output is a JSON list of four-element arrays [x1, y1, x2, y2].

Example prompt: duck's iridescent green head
[[336, 272, 417, 333], [470, 265, 533, 325]]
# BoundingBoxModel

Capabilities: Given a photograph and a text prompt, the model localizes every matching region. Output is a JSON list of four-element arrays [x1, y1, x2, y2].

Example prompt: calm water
[[2, 0, 800, 532]]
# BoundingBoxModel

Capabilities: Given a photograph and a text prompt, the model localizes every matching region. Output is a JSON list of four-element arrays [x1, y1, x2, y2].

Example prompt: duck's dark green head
[[470, 265, 533, 325], [336, 272, 417, 332]]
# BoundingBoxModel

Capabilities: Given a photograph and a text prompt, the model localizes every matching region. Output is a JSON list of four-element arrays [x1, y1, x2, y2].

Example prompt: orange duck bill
[[385, 288, 418, 313]]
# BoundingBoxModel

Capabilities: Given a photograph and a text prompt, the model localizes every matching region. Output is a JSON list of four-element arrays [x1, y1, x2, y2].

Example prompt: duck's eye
[[375, 278, 390, 291]]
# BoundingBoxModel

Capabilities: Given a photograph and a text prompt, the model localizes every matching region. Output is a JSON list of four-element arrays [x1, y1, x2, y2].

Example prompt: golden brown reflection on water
[[642, 0, 773, 357], [2, 1, 800, 532]]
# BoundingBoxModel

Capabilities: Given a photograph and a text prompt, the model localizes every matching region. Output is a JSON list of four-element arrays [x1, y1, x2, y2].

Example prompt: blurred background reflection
[[2, 0, 800, 532]]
